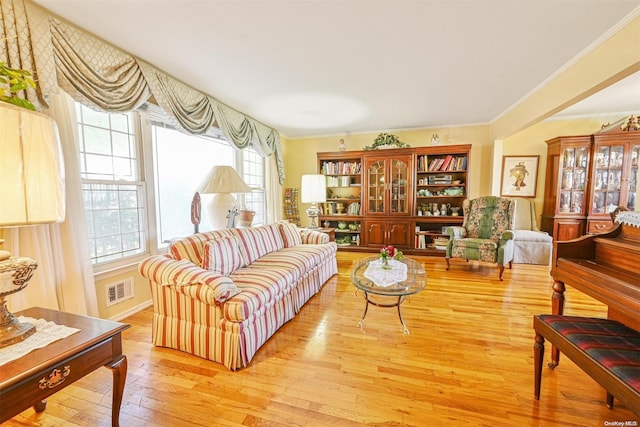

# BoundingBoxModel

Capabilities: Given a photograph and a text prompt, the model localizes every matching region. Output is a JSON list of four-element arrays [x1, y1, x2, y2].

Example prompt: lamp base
[[306, 204, 320, 229], [0, 297, 36, 348], [207, 193, 239, 230]]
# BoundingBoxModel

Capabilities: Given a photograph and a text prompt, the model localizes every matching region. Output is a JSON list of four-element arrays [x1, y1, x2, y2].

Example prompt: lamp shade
[[197, 165, 251, 194], [301, 174, 327, 203], [0, 102, 65, 226]]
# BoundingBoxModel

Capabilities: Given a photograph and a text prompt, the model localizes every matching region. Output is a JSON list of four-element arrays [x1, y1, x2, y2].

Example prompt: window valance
[[0, 0, 284, 183]]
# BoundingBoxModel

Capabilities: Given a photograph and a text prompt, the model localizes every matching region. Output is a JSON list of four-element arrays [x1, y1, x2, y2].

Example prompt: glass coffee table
[[350, 256, 426, 334]]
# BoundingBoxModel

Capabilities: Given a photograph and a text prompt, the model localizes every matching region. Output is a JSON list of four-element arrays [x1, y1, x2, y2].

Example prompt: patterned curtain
[[3, 0, 285, 183]]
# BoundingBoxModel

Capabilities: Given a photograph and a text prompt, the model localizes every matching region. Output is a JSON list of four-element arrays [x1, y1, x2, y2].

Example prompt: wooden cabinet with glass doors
[[362, 153, 412, 248], [316, 144, 471, 255], [587, 118, 640, 233], [541, 135, 591, 241]]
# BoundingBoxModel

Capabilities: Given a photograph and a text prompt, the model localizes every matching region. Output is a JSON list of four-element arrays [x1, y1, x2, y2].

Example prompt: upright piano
[[549, 210, 640, 366]]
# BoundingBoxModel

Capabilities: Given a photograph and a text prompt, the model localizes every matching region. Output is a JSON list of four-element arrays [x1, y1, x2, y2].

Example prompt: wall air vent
[[105, 277, 134, 307]]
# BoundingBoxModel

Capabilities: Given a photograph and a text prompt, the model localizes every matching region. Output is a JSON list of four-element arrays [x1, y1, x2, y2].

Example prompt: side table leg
[[357, 292, 370, 329], [397, 296, 410, 335], [106, 355, 127, 427]]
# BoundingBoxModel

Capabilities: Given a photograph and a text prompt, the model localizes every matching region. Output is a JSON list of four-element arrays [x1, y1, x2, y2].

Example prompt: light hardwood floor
[[6, 253, 638, 426]]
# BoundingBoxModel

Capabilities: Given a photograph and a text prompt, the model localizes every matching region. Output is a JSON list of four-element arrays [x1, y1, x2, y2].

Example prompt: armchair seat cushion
[[450, 238, 498, 263]]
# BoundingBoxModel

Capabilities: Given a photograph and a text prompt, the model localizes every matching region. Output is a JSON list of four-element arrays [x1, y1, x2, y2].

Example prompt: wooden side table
[[320, 227, 336, 241], [0, 307, 130, 426]]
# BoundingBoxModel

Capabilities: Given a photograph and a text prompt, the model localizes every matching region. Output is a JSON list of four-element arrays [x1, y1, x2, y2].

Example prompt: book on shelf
[[322, 161, 361, 175], [440, 155, 454, 171]]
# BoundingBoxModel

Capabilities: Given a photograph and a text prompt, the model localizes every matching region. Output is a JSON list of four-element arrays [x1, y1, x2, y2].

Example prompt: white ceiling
[[32, 0, 640, 138]]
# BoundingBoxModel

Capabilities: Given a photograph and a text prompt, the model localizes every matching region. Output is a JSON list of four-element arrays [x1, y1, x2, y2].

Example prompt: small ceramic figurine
[[338, 138, 346, 151]]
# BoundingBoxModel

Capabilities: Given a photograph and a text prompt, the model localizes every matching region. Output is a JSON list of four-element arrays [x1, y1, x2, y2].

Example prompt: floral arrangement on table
[[363, 132, 411, 150], [379, 245, 404, 269]]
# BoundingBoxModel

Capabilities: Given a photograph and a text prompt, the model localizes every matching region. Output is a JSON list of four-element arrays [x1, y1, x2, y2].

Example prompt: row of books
[[321, 161, 362, 175], [417, 155, 467, 172], [325, 175, 354, 187], [319, 202, 361, 215], [415, 234, 449, 249]]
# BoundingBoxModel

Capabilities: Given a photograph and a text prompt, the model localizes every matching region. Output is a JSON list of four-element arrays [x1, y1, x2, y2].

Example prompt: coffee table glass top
[[351, 256, 426, 296]]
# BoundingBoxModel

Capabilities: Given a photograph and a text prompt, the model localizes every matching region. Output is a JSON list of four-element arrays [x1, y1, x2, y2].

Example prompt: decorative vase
[[380, 257, 392, 269], [338, 221, 347, 230]]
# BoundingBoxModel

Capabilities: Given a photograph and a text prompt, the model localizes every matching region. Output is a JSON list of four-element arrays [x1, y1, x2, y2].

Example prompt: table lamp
[[0, 102, 65, 348], [197, 165, 250, 230], [301, 174, 326, 229]]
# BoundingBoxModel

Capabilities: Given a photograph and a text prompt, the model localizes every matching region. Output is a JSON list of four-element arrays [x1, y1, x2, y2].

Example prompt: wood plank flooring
[[6, 253, 638, 426]]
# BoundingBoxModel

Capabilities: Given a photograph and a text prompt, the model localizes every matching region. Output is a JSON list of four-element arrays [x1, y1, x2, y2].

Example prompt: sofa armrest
[[300, 229, 330, 244], [138, 255, 240, 304]]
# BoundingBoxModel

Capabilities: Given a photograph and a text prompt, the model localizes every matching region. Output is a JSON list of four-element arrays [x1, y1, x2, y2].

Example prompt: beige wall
[[95, 269, 151, 321]]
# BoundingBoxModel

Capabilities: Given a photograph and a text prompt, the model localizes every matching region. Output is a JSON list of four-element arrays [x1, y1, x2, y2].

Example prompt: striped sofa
[[138, 221, 337, 370]]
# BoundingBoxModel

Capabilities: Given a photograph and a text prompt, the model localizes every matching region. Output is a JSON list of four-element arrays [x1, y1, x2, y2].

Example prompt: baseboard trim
[[108, 299, 153, 322]]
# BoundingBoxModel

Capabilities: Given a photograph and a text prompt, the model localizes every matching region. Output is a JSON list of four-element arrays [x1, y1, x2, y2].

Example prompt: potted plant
[[0, 62, 36, 110], [363, 132, 411, 150]]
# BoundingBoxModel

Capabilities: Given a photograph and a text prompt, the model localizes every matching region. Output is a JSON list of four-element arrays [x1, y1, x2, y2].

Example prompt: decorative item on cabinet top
[[363, 133, 411, 150]]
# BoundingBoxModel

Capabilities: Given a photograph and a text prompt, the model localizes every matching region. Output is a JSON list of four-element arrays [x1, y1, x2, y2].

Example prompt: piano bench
[[533, 315, 640, 416]]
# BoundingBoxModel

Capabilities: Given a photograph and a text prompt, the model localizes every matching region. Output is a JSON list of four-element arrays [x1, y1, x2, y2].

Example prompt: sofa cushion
[[225, 267, 298, 322], [169, 229, 235, 267], [278, 221, 302, 247], [203, 236, 245, 275], [234, 223, 285, 264]]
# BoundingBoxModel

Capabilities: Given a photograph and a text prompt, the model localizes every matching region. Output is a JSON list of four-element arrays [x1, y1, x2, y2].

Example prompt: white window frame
[[76, 104, 149, 274], [76, 102, 268, 276]]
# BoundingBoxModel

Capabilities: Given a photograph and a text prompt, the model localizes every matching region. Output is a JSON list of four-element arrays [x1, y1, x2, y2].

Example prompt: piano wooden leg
[[550, 280, 566, 367], [606, 392, 614, 409]]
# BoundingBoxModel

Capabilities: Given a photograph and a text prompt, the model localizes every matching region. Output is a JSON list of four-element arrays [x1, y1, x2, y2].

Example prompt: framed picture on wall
[[500, 155, 539, 197]]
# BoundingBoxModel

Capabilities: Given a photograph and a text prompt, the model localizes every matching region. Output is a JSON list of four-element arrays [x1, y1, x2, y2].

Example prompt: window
[[76, 103, 146, 265], [76, 102, 268, 267], [151, 124, 234, 244], [240, 147, 266, 227]]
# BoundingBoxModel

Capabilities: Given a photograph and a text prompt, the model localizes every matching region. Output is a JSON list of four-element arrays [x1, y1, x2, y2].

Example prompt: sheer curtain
[[265, 154, 284, 224], [7, 91, 98, 316]]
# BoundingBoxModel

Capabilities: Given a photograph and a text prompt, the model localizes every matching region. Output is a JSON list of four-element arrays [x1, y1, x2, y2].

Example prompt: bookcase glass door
[[390, 158, 409, 214], [367, 160, 385, 213], [591, 144, 625, 215], [559, 146, 589, 215], [627, 144, 639, 211]]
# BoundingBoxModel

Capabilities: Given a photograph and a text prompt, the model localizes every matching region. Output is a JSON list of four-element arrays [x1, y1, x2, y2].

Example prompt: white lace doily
[[363, 259, 408, 287], [614, 211, 640, 228], [0, 316, 80, 366]]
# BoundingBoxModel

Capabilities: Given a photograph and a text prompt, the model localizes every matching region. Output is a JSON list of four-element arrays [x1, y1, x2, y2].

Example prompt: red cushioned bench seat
[[533, 315, 640, 417]]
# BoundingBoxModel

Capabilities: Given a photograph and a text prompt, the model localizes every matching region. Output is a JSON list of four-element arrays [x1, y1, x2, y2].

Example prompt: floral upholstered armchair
[[445, 196, 515, 280]]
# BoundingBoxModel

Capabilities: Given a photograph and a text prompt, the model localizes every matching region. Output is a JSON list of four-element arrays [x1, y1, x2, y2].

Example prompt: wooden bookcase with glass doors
[[316, 144, 471, 255], [541, 115, 640, 241]]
